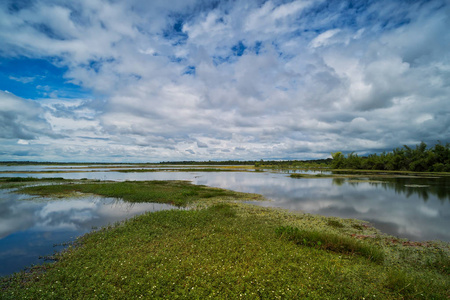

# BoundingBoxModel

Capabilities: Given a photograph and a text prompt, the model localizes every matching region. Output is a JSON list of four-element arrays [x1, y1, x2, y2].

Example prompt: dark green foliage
[[331, 142, 450, 172], [275, 226, 385, 263]]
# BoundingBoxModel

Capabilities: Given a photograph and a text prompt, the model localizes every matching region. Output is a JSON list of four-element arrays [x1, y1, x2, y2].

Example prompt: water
[[1, 166, 449, 276], [0, 189, 178, 277]]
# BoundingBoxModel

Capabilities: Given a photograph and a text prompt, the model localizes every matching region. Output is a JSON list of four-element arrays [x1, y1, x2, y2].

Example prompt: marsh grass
[[15, 180, 262, 206], [275, 226, 385, 263], [326, 219, 345, 228], [117, 168, 242, 173], [290, 173, 331, 178], [0, 177, 65, 182], [0, 177, 67, 189], [2, 180, 449, 299]]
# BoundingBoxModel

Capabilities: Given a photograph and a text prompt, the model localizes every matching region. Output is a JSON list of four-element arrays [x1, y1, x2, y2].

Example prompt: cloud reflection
[[0, 190, 177, 276], [191, 172, 450, 242]]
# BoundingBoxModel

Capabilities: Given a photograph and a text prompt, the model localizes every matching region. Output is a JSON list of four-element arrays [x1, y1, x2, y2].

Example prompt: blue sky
[[0, 0, 449, 162]]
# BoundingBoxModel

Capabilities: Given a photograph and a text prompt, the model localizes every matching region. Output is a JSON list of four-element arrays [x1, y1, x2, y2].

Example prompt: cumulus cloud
[[0, 0, 449, 161], [0, 91, 55, 140]]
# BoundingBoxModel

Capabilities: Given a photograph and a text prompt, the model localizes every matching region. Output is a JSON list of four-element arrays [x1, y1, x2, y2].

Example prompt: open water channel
[[1, 165, 449, 276]]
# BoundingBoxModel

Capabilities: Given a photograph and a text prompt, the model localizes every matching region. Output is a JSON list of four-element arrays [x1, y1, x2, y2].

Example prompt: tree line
[[331, 142, 450, 172]]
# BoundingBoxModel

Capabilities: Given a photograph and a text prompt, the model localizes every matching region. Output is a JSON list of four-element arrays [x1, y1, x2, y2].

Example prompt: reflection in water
[[189, 172, 450, 243], [336, 177, 450, 202], [240, 176, 450, 243], [0, 190, 177, 276], [1, 167, 450, 277]]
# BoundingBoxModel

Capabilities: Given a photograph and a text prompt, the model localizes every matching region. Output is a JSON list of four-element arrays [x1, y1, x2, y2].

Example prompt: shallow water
[[1, 166, 449, 276], [0, 189, 178, 276]]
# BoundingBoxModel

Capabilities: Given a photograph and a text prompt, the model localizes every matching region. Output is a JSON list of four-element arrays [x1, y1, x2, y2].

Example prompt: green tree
[[331, 152, 345, 169]]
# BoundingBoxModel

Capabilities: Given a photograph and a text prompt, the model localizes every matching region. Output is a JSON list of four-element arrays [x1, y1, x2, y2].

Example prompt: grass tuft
[[327, 219, 345, 228], [426, 249, 450, 275], [276, 225, 385, 263]]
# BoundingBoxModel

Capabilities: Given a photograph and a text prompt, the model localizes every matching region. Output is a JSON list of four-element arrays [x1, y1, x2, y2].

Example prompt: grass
[[0, 177, 68, 189], [15, 180, 262, 207], [1, 180, 449, 299], [275, 226, 385, 263], [0, 177, 66, 182], [290, 173, 332, 178], [117, 168, 243, 173]]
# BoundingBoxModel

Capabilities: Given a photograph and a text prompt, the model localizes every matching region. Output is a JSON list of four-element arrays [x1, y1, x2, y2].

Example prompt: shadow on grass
[[276, 225, 385, 263]]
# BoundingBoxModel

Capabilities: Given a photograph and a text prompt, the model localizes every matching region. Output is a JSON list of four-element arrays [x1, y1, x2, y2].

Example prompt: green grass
[[15, 180, 262, 206], [290, 173, 332, 178], [275, 226, 385, 263], [0, 177, 68, 189], [1, 180, 449, 299], [117, 168, 243, 173]]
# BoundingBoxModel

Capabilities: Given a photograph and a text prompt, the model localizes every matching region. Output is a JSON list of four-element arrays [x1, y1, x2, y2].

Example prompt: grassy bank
[[1, 180, 449, 299]]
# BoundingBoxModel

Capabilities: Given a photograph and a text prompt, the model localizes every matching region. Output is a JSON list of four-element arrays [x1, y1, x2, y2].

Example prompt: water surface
[[1, 166, 449, 276], [0, 189, 177, 276]]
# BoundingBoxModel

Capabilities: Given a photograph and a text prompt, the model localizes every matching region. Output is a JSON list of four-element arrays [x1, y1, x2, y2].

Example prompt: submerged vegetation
[[332, 142, 450, 172], [1, 179, 449, 298]]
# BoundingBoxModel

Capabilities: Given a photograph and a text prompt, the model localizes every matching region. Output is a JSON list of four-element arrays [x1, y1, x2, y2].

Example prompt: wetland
[[0, 164, 449, 298]]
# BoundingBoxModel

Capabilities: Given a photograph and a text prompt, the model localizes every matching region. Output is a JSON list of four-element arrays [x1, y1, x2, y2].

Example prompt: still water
[[1, 167, 449, 276], [0, 189, 179, 277]]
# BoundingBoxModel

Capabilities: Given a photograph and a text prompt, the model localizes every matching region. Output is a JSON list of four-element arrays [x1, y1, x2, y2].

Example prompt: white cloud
[[309, 29, 341, 48], [8, 76, 35, 83], [0, 91, 55, 140], [0, 0, 449, 162], [17, 139, 29, 145]]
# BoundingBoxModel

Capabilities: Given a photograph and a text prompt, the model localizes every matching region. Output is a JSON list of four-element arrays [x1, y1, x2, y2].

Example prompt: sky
[[0, 0, 449, 162]]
